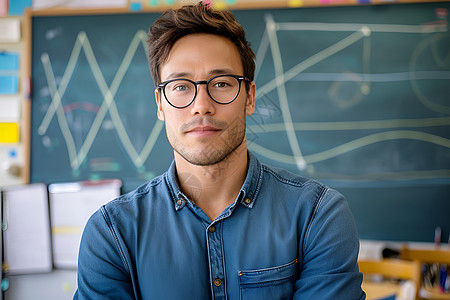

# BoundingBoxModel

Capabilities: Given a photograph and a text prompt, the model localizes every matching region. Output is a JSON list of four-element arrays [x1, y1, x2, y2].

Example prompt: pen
[[440, 264, 447, 293]]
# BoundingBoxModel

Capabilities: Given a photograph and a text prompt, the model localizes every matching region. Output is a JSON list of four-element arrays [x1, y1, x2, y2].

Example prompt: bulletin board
[[26, 1, 450, 242]]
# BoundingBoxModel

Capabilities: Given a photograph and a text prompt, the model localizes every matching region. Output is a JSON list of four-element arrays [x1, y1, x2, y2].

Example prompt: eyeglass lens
[[164, 76, 241, 108]]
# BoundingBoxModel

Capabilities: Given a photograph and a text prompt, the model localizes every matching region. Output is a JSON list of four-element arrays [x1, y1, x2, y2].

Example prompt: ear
[[245, 82, 256, 116], [155, 88, 165, 121]]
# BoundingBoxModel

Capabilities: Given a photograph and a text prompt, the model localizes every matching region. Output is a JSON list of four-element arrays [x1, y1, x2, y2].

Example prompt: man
[[75, 2, 365, 299]]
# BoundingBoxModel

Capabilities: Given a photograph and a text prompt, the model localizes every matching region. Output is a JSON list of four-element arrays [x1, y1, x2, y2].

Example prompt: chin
[[179, 150, 230, 166], [176, 139, 244, 167]]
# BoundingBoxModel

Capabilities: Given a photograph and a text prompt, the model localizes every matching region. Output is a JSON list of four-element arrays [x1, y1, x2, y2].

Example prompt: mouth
[[186, 126, 221, 137]]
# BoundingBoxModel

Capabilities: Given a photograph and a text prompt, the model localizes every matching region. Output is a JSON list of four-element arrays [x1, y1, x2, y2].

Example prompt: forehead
[[160, 33, 243, 80]]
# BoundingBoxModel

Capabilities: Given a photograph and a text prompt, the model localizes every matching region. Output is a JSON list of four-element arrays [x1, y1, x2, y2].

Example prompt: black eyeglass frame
[[157, 74, 250, 109]]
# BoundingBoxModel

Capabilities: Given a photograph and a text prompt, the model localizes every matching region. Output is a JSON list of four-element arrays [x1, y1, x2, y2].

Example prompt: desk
[[362, 280, 399, 300]]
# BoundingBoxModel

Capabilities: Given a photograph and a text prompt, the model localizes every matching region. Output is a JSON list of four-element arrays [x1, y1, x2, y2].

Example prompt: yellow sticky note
[[0, 123, 19, 143], [288, 0, 304, 7], [213, 1, 227, 10]]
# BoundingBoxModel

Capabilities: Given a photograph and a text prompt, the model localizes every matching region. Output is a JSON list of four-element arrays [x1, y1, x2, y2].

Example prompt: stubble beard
[[167, 115, 246, 167]]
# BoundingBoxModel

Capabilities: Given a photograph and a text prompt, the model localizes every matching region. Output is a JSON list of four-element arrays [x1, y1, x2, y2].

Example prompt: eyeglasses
[[157, 74, 249, 109]]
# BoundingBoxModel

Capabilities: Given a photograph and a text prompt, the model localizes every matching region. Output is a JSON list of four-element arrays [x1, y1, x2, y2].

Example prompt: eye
[[174, 85, 187, 91], [211, 79, 234, 89], [215, 82, 228, 88], [169, 81, 192, 93]]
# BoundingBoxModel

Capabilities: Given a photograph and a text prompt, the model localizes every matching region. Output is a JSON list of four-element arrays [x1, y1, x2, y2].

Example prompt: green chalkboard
[[30, 2, 450, 242]]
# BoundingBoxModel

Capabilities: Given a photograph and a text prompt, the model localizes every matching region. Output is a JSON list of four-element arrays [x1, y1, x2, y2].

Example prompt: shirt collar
[[238, 151, 263, 208], [165, 151, 263, 211]]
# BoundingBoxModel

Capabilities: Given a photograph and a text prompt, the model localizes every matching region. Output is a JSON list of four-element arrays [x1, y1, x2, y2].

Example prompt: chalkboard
[[30, 2, 450, 242]]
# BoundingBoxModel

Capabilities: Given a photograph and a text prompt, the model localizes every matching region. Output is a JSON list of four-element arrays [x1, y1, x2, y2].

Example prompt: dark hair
[[146, 2, 255, 88]]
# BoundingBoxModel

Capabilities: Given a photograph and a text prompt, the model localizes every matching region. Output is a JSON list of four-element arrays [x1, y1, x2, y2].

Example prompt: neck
[[175, 142, 248, 221]]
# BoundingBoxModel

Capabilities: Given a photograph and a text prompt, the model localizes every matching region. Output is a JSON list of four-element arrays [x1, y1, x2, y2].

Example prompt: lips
[[188, 126, 220, 133], [186, 126, 221, 137], [180, 116, 226, 138]]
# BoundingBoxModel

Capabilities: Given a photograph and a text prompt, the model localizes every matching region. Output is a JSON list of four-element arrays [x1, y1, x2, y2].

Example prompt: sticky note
[[0, 77, 18, 94], [129, 2, 142, 11], [0, 18, 21, 42], [0, 0, 8, 17], [0, 52, 19, 70], [288, 0, 304, 6], [214, 1, 227, 10], [0, 95, 21, 121], [0, 123, 19, 143], [8, 0, 32, 15], [0, 53, 19, 94]]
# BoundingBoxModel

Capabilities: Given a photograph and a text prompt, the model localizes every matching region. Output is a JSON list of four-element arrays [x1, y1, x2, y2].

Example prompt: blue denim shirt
[[74, 152, 365, 299]]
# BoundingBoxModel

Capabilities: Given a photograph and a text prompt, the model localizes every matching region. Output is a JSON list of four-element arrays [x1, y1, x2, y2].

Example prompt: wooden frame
[[22, 10, 32, 184], [25, 0, 450, 14]]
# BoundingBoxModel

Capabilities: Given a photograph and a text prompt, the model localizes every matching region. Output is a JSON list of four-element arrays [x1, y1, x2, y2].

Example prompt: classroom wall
[[0, 11, 24, 188], [1, 0, 450, 299]]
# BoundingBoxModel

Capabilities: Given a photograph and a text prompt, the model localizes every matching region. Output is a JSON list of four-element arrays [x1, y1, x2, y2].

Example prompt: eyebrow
[[208, 69, 236, 77], [164, 69, 238, 81], [164, 72, 191, 80]]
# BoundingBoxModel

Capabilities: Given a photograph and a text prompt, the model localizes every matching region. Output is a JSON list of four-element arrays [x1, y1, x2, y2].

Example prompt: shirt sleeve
[[74, 207, 136, 299], [293, 187, 366, 300]]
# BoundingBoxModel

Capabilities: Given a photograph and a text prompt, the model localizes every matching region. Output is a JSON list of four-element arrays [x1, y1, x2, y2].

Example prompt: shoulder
[[257, 161, 349, 220], [107, 174, 165, 206], [96, 173, 170, 223], [260, 162, 332, 200]]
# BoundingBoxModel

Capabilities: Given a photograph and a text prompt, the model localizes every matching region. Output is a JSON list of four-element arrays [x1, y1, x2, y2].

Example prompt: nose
[[190, 84, 216, 116]]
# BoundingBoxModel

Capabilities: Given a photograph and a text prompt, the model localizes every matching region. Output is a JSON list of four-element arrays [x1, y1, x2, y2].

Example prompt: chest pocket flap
[[238, 259, 298, 299]]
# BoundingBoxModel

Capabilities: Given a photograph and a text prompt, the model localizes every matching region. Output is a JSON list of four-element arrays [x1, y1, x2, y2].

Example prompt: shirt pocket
[[238, 259, 298, 300]]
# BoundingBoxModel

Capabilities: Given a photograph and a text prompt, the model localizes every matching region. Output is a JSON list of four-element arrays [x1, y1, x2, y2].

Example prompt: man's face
[[155, 33, 255, 166]]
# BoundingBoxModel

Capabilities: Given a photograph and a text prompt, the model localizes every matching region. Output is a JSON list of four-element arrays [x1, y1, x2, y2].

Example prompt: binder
[[1, 183, 52, 275], [48, 179, 121, 268]]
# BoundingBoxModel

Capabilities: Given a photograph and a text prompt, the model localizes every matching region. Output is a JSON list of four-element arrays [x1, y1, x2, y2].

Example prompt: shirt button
[[176, 199, 183, 206], [244, 198, 252, 205], [208, 225, 216, 233], [214, 278, 222, 287]]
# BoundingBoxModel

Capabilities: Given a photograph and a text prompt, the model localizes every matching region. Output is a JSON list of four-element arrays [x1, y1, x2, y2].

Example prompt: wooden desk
[[362, 280, 399, 300]]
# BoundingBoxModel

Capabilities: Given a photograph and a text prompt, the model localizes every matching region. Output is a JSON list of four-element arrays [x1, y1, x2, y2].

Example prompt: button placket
[[206, 222, 226, 300]]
